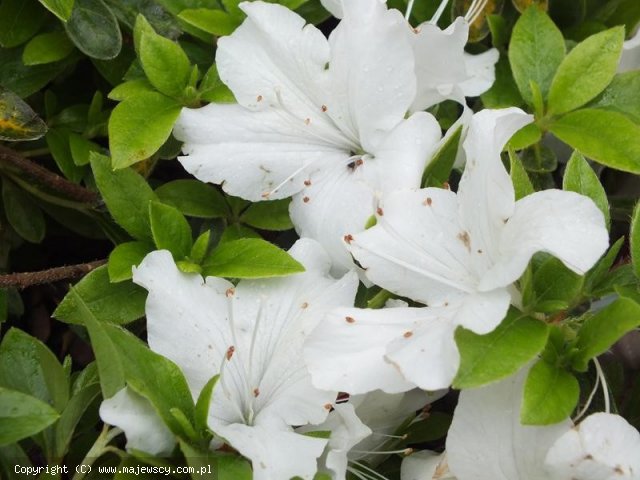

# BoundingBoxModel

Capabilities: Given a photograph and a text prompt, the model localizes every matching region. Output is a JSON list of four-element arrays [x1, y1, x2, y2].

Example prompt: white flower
[[545, 412, 640, 480], [401, 451, 453, 480], [110, 239, 358, 480], [619, 29, 640, 73], [173, 0, 441, 275], [100, 387, 176, 456], [305, 108, 609, 393]]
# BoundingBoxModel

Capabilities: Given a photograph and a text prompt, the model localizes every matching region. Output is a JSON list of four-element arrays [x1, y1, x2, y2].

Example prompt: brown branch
[[0, 260, 107, 289], [0, 144, 100, 205]]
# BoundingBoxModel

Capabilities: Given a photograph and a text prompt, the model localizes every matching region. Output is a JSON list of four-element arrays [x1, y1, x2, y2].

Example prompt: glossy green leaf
[[68, 132, 101, 166], [508, 123, 542, 151], [0, 328, 69, 412], [549, 109, 640, 174], [149, 201, 193, 259], [589, 71, 640, 124], [108, 79, 155, 101], [53, 265, 146, 325], [0, 0, 47, 48], [0, 388, 59, 445], [0, 87, 47, 141], [53, 383, 100, 458], [91, 152, 158, 240], [65, 0, 122, 60], [199, 64, 234, 103], [572, 296, 640, 371], [563, 150, 610, 228], [508, 6, 565, 103], [453, 309, 549, 389], [155, 179, 229, 218], [109, 91, 181, 169], [2, 179, 45, 243], [481, 56, 524, 109], [203, 238, 305, 278], [194, 375, 218, 435], [46, 128, 84, 182], [39, 0, 75, 21], [103, 323, 195, 435], [632, 203, 640, 280], [521, 359, 579, 425], [584, 237, 624, 295], [178, 8, 241, 36], [108, 241, 152, 282], [190, 230, 211, 264], [421, 126, 461, 188], [240, 199, 293, 231], [23, 32, 75, 65], [509, 148, 534, 200], [548, 27, 624, 115], [531, 256, 583, 313], [62, 288, 125, 399], [135, 15, 191, 98]]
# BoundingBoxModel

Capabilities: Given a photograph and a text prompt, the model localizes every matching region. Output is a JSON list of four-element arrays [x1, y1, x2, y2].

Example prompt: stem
[[20, 147, 51, 158], [0, 260, 106, 289], [73, 425, 123, 480], [593, 357, 611, 414], [0, 145, 99, 205]]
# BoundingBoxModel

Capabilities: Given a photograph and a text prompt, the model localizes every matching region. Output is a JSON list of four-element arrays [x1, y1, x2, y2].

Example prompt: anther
[[345, 316, 355, 323], [344, 234, 354, 244], [226, 346, 235, 360], [226, 288, 235, 297]]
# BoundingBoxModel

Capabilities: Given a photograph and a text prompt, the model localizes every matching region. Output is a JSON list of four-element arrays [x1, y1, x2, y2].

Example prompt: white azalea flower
[[99, 387, 176, 456], [545, 412, 640, 480], [305, 108, 609, 393], [174, 0, 441, 274], [619, 29, 640, 73], [126, 239, 358, 480], [401, 451, 453, 480]]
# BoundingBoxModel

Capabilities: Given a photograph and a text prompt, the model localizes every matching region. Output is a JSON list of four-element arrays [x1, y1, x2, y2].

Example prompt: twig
[[0, 144, 100, 205], [0, 260, 106, 289]]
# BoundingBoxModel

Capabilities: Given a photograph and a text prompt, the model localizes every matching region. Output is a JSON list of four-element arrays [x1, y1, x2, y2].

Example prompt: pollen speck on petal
[[345, 316, 355, 323], [324, 403, 333, 410], [321, 105, 327, 112], [303, 196, 310, 203], [304, 118, 311, 125], [403, 331, 413, 338], [304, 179, 311, 186], [377, 207, 384, 216], [344, 234, 354, 244], [301, 302, 309, 309], [257, 95, 263, 102], [423, 197, 433, 206], [226, 288, 235, 297], [253, 388, 260, 397]]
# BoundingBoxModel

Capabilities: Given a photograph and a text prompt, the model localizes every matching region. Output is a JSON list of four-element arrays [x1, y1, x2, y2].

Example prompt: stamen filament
[[429, 0, 450, 24], [573, 369, 600, 422], [351, 461, 391, 480], [593, 357, 610, 414], [405, 0, 416, 20]]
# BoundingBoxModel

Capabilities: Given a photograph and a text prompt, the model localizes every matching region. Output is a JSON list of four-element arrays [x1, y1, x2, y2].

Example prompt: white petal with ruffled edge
[[99, 387, 175, 456], [544, 412, 640, 480], [216, 423, 327, 480], [446, 367, 572, 480]]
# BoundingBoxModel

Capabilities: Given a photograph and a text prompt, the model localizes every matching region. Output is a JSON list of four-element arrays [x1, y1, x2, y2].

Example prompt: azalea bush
[[1, 0, 640, 478]]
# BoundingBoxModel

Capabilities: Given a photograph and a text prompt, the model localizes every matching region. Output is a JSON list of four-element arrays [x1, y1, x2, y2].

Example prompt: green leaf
[[53, 383, 100, 458], [0, 328, 69, 412], [508, 123, 542, 151], [65, 0, 122, 60], [509, 148, 534, 200], [548, 27, 624, 115], [2, 179, 45, 243], [405, 412, 452, 444], [548, 109, 640, 174], [240, 199, 293, 231], [91, 152, 158, 240], [108, 241, 152, 282], [220, 223, 260, 243], [508, 6, 565, 103], [39, 0, 75, 21], [572, 296, 640, 371], [54, 266, 146, 325], [453, 309, 549, 389], [155, 180, 229, 219], [202, 238, 305, 278], [103, 324, 195, 435], [194, 375, 218, 435], [632, 203, 640, 280], [108, 79, 155, 101], [190, 230, 211, 264], [0, 87, 47, 141], [588, 71, 640, 124], [563, 150, 610, 228], [521, 359, 579, 425], [46, 128, 84, 182], [199, 64, 234, 103], [135, 15, 192, 99], [0, 388, 60, 445], [23, 31, 75, 65], [178, 8, 241, 36], [584, 237, 624, 294], [109, 91, 181, 169], [0, 0, 47, 48], [68, 132, 101, 166], [531, 256, 584, 313], [149, 201, 193, 259], [63, 288, 125, 398], [421, 126, 461, 188], [481, 57, 524, 109]]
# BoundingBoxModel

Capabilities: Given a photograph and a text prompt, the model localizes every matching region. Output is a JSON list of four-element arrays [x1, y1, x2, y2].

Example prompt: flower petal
[[305, 306, 420, 394], [327, 0, 416, 151], [447, 366, 571, 480], [99, 388, 175, 456], [459, 49, 500, 97], [480, 189, 609, 291], [175, 103, 346, 201], [133, 250, 234, 395], [215, 423, 327, 480], [348, 188, 475, 304], [458, 108, 532, 263], [544, 412, 640, 479], [619, 29, 640, 73], [401, 451, 452, 480], [320, 0, 343, 18]]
